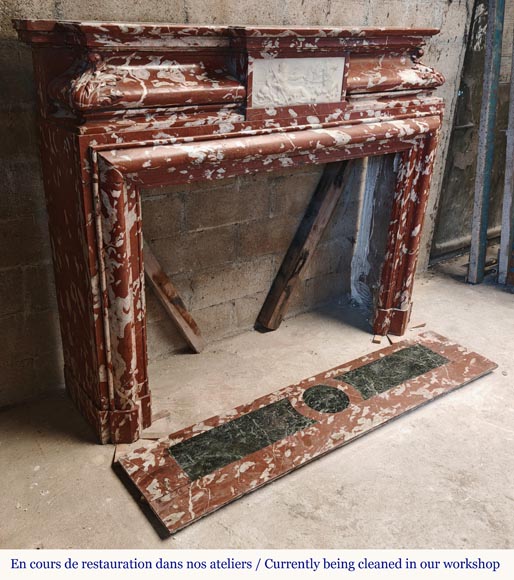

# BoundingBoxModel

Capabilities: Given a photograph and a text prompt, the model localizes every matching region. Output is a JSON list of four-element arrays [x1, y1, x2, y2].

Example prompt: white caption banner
[[1, 550, 510, 579]]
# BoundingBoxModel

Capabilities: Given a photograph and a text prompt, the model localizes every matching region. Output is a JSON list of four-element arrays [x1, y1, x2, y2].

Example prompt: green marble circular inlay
[[303, 385, 349, 414]]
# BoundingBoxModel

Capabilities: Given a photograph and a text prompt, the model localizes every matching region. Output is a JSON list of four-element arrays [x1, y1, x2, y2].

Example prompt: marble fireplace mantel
[[15, 20, 445, 444]]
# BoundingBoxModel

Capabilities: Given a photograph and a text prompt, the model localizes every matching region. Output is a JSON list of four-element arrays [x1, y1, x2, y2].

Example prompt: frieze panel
[[251, 57, 345, 108]]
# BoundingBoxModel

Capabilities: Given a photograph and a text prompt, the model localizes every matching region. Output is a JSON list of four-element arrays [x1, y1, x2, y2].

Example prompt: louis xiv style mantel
[[16, 20, 446, 445]]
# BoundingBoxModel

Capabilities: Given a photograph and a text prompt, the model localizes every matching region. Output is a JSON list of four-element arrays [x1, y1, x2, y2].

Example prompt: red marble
[[15, 20, 445, 443], [117, 332, 496, 535]]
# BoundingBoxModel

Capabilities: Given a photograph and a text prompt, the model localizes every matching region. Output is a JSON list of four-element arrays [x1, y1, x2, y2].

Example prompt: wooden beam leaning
[[143, 238, 205, 353], [257, 160, 353, 330]]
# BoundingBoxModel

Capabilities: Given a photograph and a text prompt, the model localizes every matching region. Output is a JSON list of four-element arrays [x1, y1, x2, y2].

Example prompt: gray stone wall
[[0, 0, 476, 406]]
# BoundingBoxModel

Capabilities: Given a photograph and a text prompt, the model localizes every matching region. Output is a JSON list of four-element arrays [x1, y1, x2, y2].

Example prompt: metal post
[[468, 0, 506, 284]]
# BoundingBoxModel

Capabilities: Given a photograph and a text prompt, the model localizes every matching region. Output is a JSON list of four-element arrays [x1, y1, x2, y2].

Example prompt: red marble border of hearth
[[116, 332, 496, 534]]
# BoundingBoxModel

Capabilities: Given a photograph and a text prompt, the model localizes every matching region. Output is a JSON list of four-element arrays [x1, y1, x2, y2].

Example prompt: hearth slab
[[115, 332, 496, 535]]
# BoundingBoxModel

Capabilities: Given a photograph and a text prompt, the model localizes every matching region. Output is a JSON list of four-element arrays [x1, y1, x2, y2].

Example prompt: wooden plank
[[499, 29, 514, 285], [468, 0, 506, 284], [143, 238, 205, 353], [257, 160, 353, 330]]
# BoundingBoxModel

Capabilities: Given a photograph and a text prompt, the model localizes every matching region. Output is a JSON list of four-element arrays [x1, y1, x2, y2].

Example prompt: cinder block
[[32, 351, 64, 391], [2, 159, 45, 219], [147, 300, 239, 356], [0, 214, 52, 269], [235, 172, 271, 204], [0, 2, 55, 39], [0, 267, 23, 317], [43, 0, 187, 28], [238, 215, 301, 258], [270, 185, 311, 219], [0, 41, 36, 108], [281, 0, 332, 26], [0, 310, 60, 362], [365, 0, 446, 28], [233, 291, 267, 329], [146, 317, 187, 360], [270, 169, 322, 217], [190, 256, 274, 310], [301, 239, 347, 280], [28, 310, 62, 358], [304, 272, 347, 309], [321, 0, 370, 26], [189, 174, 235, 194], [171, 273, 194, 309], [186, 176, 268, 230], [150, 224, 238, 275], [23, 264, 56, 312], [182, 0, 282, 25], [191, 301, 236, 341], [0, 358, 36, 407], [141, 192, 184, 240], [0, 109, 39, 161], [142, 182, 190, 198]]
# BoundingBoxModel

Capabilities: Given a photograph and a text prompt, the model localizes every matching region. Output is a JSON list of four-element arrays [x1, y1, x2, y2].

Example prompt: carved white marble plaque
[[251, 57, 345, 108]]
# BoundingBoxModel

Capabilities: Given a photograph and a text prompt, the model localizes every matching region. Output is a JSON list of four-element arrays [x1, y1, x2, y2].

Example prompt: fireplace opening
[[139, 154, 398, 431], [141, 155, 397, 352]]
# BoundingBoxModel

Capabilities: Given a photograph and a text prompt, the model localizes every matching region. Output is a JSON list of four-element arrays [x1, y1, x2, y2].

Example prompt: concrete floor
[[1, 257, 513, 549]]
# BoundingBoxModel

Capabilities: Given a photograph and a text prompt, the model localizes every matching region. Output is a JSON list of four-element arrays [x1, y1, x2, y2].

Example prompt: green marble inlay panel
[[303, 385, 350, 413], [169, 398, 316, 481], [335, 344, 449, 400]]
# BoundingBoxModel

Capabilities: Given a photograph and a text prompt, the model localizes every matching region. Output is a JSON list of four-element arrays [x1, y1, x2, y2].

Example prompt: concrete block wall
[[0, 37, 63, 407], [0, 0, 476, 407], [143, 165, 362, 358]]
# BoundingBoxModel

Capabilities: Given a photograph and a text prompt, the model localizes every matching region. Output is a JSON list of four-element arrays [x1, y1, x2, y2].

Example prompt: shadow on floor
[[313, 299, 374, 333], [255, 297, 373, 336], [0, 390, 98, 445]]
